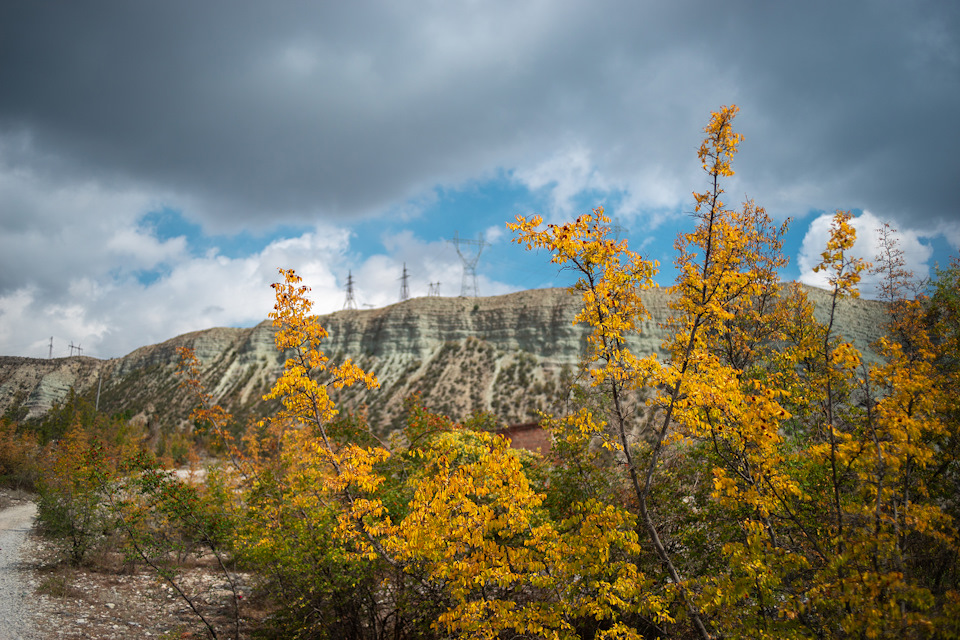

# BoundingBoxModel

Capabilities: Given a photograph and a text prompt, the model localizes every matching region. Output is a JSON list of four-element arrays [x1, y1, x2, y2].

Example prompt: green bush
[[35, 426, 118, 565]]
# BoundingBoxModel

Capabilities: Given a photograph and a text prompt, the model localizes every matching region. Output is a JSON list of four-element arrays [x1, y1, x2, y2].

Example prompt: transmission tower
[[399, 263, 410, 301], [611, 219, 628, 241], [49, 336, 53, 359], [450, 231, 487, 297], [427, 282, 441, 297], [343, 271, 358, 310], [69, 341, 83, 357]]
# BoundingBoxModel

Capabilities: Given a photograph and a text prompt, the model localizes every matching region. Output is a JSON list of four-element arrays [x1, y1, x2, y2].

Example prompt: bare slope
[[0, 286, 890, 433]]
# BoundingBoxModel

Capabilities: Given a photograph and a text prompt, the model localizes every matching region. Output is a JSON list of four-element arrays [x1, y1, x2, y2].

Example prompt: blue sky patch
[[138, 208, 313, 259]]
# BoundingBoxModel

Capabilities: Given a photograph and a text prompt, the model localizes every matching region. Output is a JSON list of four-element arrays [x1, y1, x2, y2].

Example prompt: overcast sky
[[1, 1, 958, 359]]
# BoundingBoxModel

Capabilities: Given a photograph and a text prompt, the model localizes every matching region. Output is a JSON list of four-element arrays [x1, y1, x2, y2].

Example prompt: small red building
[[496, 422, 551, 455]]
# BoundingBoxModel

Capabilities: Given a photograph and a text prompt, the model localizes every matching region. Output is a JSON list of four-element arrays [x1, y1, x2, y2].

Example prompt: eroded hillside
[[0, 286, 890, 434]]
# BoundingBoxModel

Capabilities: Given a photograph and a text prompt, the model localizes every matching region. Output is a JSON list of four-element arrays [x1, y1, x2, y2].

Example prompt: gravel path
[[0, 502, 38, 640]]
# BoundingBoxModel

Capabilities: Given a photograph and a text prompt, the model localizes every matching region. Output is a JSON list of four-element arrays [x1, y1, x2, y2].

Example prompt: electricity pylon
[[611, 219, 628, 241], [343, 271, 358, 310], [399, 263, 410, 301], [450, 231, 487, 297]]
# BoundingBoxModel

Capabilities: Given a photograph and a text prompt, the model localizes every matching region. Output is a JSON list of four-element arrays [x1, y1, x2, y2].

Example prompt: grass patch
[[36, 571, 83, 599]]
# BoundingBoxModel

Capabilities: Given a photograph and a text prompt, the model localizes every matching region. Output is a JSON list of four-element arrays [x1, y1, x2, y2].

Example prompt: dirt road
[[0, 501, 38, 640]]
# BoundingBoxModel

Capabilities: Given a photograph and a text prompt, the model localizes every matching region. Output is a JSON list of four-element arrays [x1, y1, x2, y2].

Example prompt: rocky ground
[[0, 489, 265, 640], [0, 490, 38, 640]]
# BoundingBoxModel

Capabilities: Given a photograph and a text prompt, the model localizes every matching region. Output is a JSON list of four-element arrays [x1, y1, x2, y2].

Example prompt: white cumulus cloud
[[797, 210, 935, 296]]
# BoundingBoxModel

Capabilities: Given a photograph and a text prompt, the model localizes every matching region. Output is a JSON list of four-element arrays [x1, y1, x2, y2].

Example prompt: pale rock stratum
[[0, 286, 889, 434]]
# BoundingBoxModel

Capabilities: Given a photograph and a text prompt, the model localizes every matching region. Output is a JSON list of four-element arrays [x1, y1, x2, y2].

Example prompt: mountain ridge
[[0, 285, 890, 433]]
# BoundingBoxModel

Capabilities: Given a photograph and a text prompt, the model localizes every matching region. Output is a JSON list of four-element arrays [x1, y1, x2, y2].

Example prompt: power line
[[450, 231, 487, 297]]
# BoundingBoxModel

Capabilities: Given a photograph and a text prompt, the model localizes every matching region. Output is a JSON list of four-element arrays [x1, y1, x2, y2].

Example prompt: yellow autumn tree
[[510, 105, 791, 638], [511, 107, 960, 639], [183, 268, 677, 638]]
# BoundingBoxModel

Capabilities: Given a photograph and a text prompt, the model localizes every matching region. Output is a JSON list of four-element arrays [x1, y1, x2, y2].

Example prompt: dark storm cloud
[[724, 2, 960, 227], [1, 0, 958, 359], [1, 0, 957, 232], [0, 1, 602, 226]]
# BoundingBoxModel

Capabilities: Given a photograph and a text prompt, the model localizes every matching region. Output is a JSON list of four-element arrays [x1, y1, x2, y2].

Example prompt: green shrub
[[35, 426, 118, 565]]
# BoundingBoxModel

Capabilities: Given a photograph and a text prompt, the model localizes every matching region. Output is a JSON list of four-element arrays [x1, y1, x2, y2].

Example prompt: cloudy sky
[[1, 1, 958, 359]]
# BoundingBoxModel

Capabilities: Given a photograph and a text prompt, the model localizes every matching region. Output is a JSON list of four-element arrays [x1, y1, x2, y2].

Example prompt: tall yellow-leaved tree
[[511, 106, 960, 639]]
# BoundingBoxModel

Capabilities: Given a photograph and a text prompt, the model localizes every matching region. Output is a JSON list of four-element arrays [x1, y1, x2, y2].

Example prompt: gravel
[[0, 501, 39, 640]]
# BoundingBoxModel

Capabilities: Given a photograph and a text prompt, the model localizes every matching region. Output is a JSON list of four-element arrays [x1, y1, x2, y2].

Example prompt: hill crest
[[0, 285, 890, 432]]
